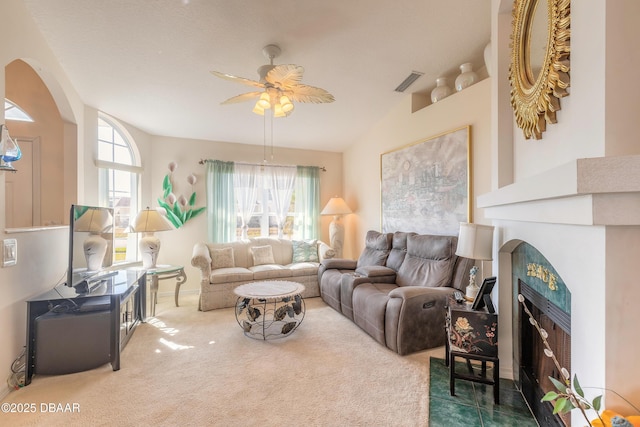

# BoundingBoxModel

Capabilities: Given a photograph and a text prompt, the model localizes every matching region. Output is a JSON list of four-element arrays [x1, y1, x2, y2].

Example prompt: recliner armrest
[[355, 265, 396, 279], [386, 286, 457, 355], [388, 286, 455, 300], [320, 258, 357, 270]]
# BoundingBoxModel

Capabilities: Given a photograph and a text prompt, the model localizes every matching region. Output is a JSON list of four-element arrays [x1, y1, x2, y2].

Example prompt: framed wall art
[[380, 125, 471, 235]]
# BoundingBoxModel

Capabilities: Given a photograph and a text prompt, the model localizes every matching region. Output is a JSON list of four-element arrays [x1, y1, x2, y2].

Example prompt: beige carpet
[[2, 293, 442, 426]]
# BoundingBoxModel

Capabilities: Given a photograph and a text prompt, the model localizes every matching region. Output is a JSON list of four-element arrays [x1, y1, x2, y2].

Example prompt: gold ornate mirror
[[509, 0, 570, 139]]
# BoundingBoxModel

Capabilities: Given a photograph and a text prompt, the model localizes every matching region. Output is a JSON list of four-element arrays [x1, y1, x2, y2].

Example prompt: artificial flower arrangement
[[157, 162, 205, 229], [518, 294, 640, 427]]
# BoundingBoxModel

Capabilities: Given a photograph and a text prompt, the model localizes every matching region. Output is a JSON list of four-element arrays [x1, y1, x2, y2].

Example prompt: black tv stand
[[24, 269, 146, 385]]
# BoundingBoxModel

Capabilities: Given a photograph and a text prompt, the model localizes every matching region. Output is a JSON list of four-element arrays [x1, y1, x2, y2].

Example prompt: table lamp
[[321, 196, 352, 258], [74, 207, 113, 272], [455, 222, 495, 302], [132, 208, 174, 268]]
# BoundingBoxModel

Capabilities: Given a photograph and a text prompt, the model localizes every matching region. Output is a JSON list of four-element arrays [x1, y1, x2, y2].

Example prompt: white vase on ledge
[[430, 77, 453, 103], [455, 63, 479, 92]]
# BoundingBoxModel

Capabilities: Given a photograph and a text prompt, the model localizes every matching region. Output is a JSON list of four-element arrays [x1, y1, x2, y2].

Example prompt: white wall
[[343, 79, 492, 259], [0, 0, 86, 399], [487, 0, 640, 420], [511, 1, 607, 180], [147, 136, 343, 292], [0, 0, 344, 399]]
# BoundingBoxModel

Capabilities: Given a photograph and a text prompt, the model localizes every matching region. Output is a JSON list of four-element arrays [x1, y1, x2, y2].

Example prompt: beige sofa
[[192, 238, 335, 311]]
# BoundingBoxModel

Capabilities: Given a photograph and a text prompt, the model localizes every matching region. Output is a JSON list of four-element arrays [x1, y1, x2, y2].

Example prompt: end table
[[445, 297, 499, 404], [131, 264, 186, 316]]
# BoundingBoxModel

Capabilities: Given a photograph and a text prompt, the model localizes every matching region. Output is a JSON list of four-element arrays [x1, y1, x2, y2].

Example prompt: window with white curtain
[[96, 114, 141, 263], [205, 160, 320, 242], [236, 165, 297, 239]]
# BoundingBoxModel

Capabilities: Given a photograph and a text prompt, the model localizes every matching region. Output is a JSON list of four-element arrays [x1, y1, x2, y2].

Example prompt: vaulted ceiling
[[23, 0, 491, 152]]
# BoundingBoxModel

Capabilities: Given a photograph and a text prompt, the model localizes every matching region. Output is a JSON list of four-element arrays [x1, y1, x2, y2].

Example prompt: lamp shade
[[74, 207, 113, 233], [131, 208, 173, 233], [455, 222, 494, 261], [321, 197, 352, 216]]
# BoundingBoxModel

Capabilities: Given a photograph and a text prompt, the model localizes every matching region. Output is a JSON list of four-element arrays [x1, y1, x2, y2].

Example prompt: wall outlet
[[3, 239, 17, 267]]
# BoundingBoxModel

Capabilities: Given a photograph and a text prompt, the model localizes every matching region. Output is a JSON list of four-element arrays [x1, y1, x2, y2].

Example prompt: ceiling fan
[[210, 44, 335, 117]]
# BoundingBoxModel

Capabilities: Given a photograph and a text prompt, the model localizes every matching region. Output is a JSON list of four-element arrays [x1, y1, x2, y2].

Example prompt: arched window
[[96, 113, 141, 264]]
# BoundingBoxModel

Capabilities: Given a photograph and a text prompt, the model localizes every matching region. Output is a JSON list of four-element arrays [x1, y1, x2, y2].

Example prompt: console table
[[24, 269, 146, 385], [130, 264, 186, 316]]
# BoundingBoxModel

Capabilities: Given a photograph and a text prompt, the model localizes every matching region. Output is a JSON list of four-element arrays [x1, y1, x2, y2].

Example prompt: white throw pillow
[[211, 247, 235, 269], [251, 245, 275, 266]]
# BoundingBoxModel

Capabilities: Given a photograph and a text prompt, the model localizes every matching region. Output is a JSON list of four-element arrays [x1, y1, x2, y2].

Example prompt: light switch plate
[[3, 239, 17, 267]]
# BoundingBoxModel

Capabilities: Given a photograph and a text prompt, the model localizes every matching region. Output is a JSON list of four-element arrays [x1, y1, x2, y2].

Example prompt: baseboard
[[156, 288, 199, 297]]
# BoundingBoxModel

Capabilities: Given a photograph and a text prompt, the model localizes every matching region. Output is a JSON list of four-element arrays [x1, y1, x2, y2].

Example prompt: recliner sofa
[[318, 230, 474, 355]]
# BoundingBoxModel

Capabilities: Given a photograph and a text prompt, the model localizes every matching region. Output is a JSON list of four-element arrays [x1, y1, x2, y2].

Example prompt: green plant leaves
[[592, 395, 602, 412], [549, 376, 568, 393], [573, 375, 584, 397], [552, 397, 575, 414]]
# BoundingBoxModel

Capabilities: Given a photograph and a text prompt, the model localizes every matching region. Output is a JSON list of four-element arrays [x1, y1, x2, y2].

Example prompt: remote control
[[454, 291, 465, 303]]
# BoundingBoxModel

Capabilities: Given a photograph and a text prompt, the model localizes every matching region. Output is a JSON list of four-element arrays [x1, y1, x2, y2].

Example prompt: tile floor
[[429, 357, 539, 427]]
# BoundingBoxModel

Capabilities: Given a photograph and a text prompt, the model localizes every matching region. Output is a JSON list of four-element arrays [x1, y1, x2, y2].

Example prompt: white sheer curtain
[[234, 163, 261, 240], [265, 165, 296, 238]]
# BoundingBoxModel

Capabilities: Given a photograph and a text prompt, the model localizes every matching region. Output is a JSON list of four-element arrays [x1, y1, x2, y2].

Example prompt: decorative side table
[[233, 281, 306, 340], [445, 297, 499, 404], [131, 264, 186, 316]]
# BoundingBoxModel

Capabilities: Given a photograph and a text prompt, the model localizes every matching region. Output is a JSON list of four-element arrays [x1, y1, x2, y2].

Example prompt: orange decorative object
[[590, 410, 640, 427]]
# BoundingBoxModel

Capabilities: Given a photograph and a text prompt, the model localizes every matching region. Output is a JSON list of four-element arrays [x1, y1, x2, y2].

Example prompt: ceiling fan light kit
[[211, 44, 334, 118]]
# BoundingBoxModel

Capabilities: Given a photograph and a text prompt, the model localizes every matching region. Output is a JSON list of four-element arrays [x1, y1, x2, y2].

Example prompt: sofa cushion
[[356, 231, 392, 268], [210, 267, 254, 284], [250, 245, 275, 266], [211, 247, 235, 269], [352, 282, 399, 346], [386, 231, 415, 271], [395, 234, 457, 288], [287, 262, 319, 276], [250, 238, 293, 265], [292, 240, 319, 263], [249, 264, 293, 280]]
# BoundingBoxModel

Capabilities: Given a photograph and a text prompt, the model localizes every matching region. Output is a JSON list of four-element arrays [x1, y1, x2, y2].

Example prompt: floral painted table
[[445, 297, 499, 404]]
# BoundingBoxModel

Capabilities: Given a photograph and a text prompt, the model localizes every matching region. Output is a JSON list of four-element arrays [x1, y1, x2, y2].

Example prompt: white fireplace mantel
[[478, 155, 640, 226]]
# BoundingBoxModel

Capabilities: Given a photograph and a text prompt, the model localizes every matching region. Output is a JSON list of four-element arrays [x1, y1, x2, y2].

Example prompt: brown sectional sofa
[[318, 230, 474, 355]]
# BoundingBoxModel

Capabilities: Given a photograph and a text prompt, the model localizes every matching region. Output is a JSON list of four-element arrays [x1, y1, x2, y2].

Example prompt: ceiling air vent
[[394, 71, 424, 92]]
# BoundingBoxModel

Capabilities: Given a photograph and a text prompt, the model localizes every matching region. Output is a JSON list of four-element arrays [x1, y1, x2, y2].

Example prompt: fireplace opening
[[519, 279, 572, 427]]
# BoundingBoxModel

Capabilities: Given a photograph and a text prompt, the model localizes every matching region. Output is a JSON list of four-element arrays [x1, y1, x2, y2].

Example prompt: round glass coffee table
[[233, 281, 306, 340]]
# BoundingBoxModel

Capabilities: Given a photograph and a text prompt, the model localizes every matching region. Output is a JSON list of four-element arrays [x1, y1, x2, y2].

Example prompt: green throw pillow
[[292, 240, 319, 263]]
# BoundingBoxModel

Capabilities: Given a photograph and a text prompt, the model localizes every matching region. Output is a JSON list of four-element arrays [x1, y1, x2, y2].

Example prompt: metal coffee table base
[[234, 281, 306, 340]]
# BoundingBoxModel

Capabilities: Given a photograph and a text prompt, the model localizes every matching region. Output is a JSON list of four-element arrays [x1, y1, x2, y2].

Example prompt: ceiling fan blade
[[210, 70, 265, 89], [288, 84, 335, 104], [265, 64, 304, 90], [220, 91, 263, 104]]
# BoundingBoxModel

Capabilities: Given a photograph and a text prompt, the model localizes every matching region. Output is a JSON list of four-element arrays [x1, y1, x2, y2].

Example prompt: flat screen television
[[66, 204, 114, 291]]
